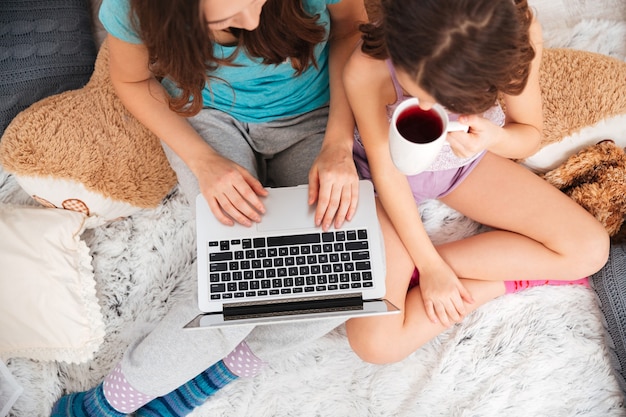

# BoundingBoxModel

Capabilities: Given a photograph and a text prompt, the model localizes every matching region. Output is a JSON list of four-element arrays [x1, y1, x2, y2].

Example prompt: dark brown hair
[[360, 0, 535, 115], [130, 0, 326, 116]]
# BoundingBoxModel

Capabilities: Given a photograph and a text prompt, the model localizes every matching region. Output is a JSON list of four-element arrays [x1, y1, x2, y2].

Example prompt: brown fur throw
[[538, 48, 626, 149], [0, 41, 176, 209]]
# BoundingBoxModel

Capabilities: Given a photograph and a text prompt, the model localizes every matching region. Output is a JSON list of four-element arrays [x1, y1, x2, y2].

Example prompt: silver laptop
[[184, 179, 399, 328]]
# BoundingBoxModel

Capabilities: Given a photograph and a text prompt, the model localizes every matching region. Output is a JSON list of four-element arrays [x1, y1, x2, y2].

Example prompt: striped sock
[[504, 277, 590, 294], [51, 383, 125, 417], [135, 360, 237, 417]]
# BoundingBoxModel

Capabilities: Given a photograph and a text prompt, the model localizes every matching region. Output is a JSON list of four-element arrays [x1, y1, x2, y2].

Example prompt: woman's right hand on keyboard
[[195, 152, 268, 227]]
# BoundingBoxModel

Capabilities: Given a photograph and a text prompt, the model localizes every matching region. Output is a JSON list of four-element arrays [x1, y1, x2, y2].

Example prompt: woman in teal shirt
[[99, 0, 362, 229], [52, 0, 366, 416]]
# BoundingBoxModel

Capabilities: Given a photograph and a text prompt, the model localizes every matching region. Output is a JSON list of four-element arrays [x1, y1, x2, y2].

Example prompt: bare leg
[[346, 198, 505, 364], [347, 154, 609, 364], [438, 153, 609, 281]]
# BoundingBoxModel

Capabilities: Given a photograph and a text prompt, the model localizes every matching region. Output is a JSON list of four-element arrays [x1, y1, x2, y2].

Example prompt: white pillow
[[522, 114, 626, 173], [15, 175, 141, 222], [0, 205, 105, 363]]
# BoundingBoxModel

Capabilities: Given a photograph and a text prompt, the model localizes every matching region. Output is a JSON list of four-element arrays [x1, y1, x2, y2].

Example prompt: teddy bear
[[542, 139, 626, 242], [0, 40, 177, 222]]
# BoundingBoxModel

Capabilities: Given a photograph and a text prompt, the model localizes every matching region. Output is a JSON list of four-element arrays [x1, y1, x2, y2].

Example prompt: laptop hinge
[[222, 293, 364, 321]]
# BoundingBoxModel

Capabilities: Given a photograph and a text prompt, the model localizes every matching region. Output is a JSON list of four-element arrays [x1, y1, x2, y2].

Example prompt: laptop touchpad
[[257, 186, 317, 232]]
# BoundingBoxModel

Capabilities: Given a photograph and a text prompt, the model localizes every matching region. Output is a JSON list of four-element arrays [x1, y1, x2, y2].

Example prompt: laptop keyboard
[[206, 229, 374, 300]]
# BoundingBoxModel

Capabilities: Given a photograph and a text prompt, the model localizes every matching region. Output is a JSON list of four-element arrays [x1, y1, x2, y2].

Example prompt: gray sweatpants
[[121, 106, 345, 396]]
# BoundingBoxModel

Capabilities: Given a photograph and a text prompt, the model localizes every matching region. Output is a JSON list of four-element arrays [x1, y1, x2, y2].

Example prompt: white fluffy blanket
[[3, 2, 626, 416]]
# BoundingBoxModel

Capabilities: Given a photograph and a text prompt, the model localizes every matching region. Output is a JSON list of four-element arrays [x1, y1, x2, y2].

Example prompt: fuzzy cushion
[[0, 41, 177, 222], [523, 48, 626, 172], [0, 0, 97, 138], [0, 204, 105, 364]]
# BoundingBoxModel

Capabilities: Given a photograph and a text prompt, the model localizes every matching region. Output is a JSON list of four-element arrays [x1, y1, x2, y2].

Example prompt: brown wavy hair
[[360, 0, 535, 115], [130, 0, 326, 116]]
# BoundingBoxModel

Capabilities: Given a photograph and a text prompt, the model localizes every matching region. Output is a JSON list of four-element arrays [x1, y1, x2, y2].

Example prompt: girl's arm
[[106, 34, 267, 226], [494, 17, 544, 158], [448, 18, 544, 160], [344, 51, 473, 326], [308, 0, 367, 231]]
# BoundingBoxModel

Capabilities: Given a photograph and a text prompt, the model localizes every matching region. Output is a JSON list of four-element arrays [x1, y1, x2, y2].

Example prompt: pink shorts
[[409, 268, 420, 289], [353, 139, 485, 204]]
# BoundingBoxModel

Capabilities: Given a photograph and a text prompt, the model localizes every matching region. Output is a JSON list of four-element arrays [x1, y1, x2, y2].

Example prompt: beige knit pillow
[[0, 205, 104, 363]]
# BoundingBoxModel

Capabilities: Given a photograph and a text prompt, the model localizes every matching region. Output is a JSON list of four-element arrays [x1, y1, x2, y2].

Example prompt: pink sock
[[103, 363, 155, 412], [222, 341, 267, 378], [504, 277, 590, 294]]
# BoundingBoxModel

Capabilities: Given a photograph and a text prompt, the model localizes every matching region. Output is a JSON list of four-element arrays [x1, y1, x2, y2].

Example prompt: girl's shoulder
[[345, 49, 389, 88], [345, 49, 396, 105], [529, 16, 544, 51]]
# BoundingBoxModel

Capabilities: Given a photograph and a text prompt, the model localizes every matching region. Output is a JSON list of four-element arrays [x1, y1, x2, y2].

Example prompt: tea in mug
[[395, 106, 443, 144]]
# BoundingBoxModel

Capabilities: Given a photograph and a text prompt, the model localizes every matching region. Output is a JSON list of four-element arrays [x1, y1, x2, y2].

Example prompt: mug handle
[[447, 121, 469, 133]]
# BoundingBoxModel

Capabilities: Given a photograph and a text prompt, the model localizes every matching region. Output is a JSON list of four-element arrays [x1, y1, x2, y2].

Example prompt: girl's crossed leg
[[346, 153, 609, 364]]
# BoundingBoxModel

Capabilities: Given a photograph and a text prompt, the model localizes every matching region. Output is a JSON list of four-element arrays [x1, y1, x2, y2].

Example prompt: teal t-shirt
[[99, 0, 340, 123]]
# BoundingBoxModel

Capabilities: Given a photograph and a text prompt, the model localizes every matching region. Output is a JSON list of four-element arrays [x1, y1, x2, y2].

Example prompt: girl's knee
[[586, 227, 611, 274], [346, 321, 407, 365], [567, 220, 610, 276], [347, 337, 394, 365]]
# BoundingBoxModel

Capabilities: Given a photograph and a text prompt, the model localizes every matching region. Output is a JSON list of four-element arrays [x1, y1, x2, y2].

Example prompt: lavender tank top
[[354, 60, 506, 172]]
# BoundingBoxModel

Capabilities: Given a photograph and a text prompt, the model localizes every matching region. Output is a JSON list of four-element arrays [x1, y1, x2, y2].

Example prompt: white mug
[[389, 98, 468, 175]]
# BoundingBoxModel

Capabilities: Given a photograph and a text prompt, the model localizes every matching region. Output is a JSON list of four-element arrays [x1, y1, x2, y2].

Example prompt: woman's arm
[[308, 0, 367, 231], [106, 34, 267, 226], [107, 35, 206, 165]]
